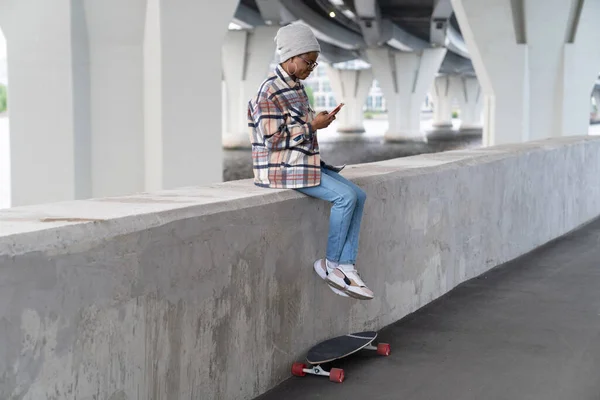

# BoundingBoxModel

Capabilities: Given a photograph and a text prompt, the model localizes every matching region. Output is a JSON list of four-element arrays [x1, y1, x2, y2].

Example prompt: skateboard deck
[[291, 331, 390, 383], [307, 331, 377, 364]]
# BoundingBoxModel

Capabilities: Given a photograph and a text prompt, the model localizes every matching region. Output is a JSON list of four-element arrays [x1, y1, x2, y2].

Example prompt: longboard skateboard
[[291, 331, 391, 383]]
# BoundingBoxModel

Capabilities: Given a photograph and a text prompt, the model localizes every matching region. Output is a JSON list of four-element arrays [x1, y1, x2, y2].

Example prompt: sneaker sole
[[313, 261, 349, 298], [326, 272, 374, 300], [327, 280, 373, 300]]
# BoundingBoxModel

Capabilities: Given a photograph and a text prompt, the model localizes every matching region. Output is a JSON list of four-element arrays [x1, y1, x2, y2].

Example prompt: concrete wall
[[0, 116, 9, 209], [2, 136, 600, 400]]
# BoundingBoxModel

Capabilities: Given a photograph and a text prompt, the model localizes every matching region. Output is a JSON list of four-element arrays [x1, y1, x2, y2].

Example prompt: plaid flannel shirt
[[248, 65, 323, 189]]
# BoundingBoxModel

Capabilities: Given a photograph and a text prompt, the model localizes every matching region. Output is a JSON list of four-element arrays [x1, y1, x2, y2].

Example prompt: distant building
[[266, 58, 433, 114], [303, 60, 432, 113], [303, 60, 386, 113]]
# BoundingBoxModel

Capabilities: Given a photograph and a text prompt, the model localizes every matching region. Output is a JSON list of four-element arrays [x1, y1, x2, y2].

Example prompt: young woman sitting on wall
[[247, 22, 373, 300]]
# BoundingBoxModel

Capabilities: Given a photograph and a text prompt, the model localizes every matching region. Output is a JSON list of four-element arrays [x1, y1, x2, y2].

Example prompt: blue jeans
[[296, 168, 367, 265]]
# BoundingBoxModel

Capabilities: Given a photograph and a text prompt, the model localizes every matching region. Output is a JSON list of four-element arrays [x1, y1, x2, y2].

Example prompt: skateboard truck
[[291, 363, 346, 383], [291, 334, 391, 383]]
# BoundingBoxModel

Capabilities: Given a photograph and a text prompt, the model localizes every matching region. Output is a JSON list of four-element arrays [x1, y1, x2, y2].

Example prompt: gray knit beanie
[[275, 22, 321, 62]]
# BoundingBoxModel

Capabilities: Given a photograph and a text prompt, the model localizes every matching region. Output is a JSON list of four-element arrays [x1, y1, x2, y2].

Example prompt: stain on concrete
[[40, 217, 104, 223], [92, 197, 192, 204], [154, 193, 223, 199], [166, 299, 184, 397], [108, 390, 128, 400]]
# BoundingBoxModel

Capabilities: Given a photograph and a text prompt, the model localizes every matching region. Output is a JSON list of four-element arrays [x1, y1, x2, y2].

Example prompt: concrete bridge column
[[0, 0, 90, 206], [144, 0, 238, 190], [367, 48, 447, 141], [84, 0, 147, 198], [452, 76, 483, 133], [222, 26, 278, 149], [593, 90, 600, 107], [431, 75, 454, 129], [452, 0, 600, 145], [325, 66, 373, 134], [0, 0, 238, 206], [592, 88, 600, 116]]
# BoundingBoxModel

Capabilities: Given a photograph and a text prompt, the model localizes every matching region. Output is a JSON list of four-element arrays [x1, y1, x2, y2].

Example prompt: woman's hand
[[311, 111, 335, 130]]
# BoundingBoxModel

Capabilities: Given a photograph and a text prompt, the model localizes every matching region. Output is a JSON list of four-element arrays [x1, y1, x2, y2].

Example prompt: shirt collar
[[276, 64, 301, 89]]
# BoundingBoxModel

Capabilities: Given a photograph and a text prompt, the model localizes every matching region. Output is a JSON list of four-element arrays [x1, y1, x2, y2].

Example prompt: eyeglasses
[[297, 56, 318, 70]]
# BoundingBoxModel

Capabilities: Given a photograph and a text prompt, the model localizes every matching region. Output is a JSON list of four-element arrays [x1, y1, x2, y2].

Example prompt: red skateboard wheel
[[377, 343, 391, 356], [329, 368, 345, 383], [291, 362, 306, 377]]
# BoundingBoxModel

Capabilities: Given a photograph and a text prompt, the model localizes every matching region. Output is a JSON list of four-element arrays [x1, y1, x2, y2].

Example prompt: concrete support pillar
[[144, 0, 238, 191], [367, 48, 447, 141], [0, 0, 237, 206], [325, 66, 373, 133], [431, 75, 454, 129], [84, 0, 147, 198], [222, 26, 277, 148], [561, 2, 600, 138], [452, 0, 600, 145], [452, 75, 483, 132], [0, 0, 90, 206], [593, 89, 600, 123], [593, 89, 600, 111]]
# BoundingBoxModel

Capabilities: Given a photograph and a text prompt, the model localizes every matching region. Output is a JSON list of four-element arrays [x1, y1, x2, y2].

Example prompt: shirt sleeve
[[253, 96, 313, 150]]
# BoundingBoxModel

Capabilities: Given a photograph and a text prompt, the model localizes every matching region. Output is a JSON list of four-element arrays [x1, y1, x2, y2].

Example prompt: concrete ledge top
[[0, 136, 596, 256]]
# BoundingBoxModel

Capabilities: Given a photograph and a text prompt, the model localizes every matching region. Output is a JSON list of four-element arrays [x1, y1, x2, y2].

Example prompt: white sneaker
[[313, 259, 349, 297], [326, 266, 374, 300]]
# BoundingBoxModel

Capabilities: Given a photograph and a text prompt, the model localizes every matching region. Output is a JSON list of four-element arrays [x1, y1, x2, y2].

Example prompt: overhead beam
[[318, 40, 360, 64], [354, 0, 430, 51], [255, 0, 285, 25], [446, 22, 471, 59], [279, 0, 365, 49], [234, 3, 265, 27], [232, 2, 359, 65], [382, 19, 430, 51]]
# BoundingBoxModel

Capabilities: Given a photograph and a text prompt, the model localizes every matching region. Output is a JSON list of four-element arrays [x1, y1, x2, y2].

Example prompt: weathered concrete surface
[[1, 136, 600, 399], [257, 216, 600, 400]]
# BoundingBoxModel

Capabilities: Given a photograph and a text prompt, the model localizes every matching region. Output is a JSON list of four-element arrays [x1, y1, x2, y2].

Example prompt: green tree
[[0, 84, 6, 113], [305, 85, 315, 108]]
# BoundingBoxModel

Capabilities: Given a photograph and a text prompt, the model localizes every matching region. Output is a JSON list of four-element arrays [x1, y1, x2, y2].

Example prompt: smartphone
[[329, 103, 345, 117]]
